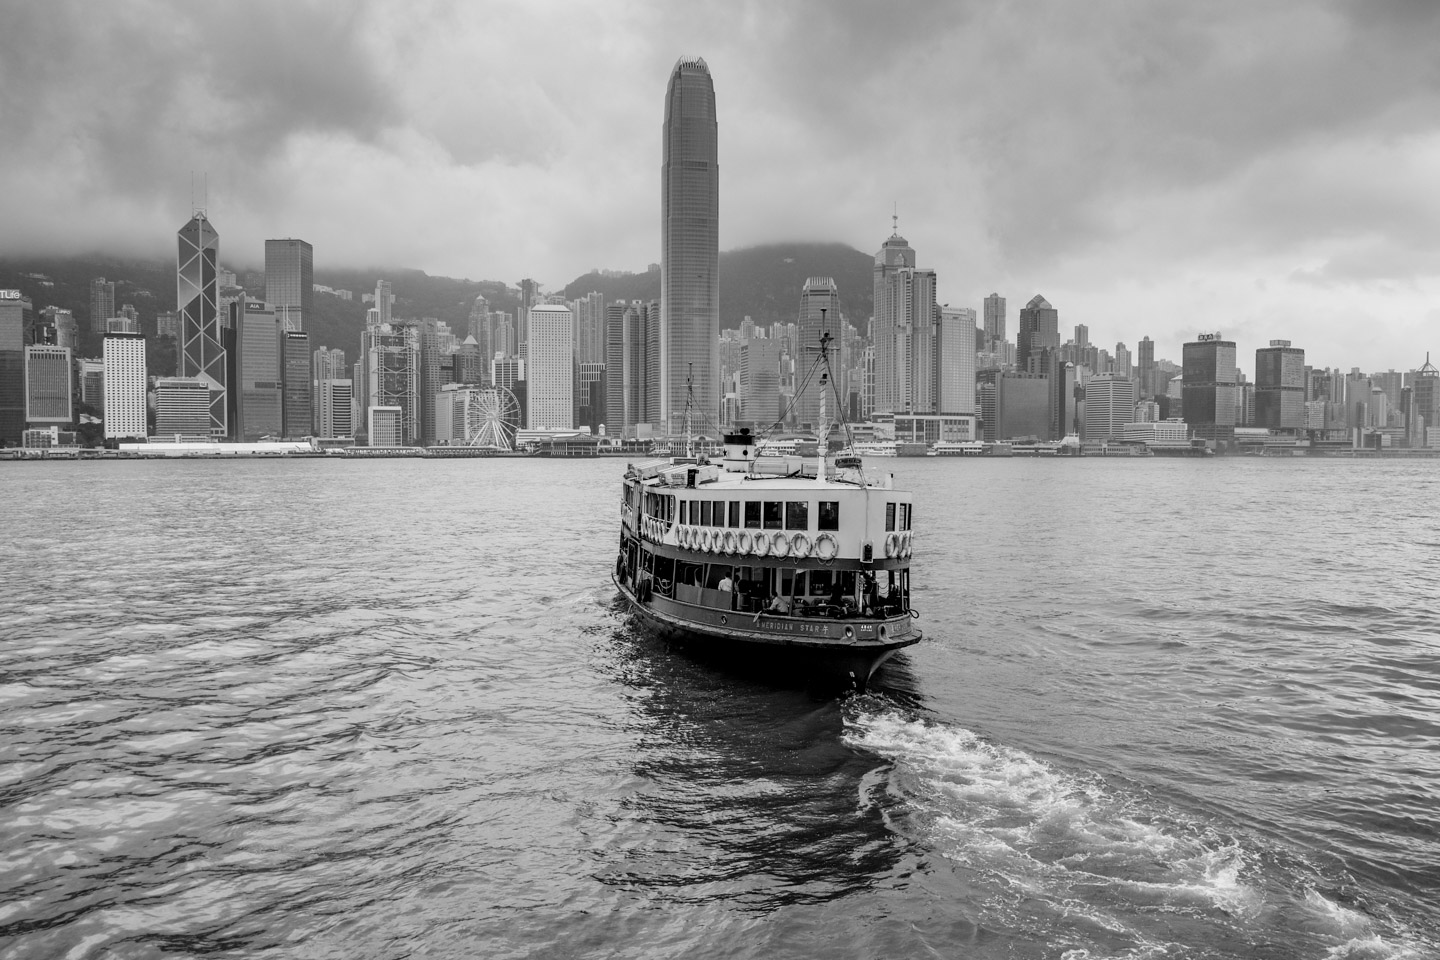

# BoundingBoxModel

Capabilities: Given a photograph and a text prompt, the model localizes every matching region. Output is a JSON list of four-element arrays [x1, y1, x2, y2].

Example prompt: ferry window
[[763, 501, 783, 529], [728, 501, 740, 528], [711, 501, 723, 527], [680, 501, 688, 524], [885, 502, 896, 532], [818, 501, 839, 531], [903, 504, 913, 531], [785, 501, 808, 531], [701, 501, 712, 526], [745, 502, 761, 528]]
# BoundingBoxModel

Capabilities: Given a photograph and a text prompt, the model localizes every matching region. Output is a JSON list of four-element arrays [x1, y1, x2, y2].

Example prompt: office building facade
[[1017, 295, 1059, 372], [1083, 374, 1137, 441], [281, 330, 312, 438], [0, 290, 24, 444], [1182, 334, 1238, 443], [24, 345, 72, 426], [233, 299, 281, 440], [526, 303, 574, 430], [103, 330, 147, 440], [264, 239, 314, 331], [154, 377, 213, 438], [1255, 340, 1306, 431]]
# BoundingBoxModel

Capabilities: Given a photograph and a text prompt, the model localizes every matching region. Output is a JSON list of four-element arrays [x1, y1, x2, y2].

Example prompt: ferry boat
[[612, 335, 921, 690]]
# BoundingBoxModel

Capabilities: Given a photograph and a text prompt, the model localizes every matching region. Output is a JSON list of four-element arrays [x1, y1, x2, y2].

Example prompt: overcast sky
[[2, 0, 1437, 370]]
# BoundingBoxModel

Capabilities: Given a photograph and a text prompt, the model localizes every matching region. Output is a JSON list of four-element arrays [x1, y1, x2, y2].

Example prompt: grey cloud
[[0, 0, 397, 208]]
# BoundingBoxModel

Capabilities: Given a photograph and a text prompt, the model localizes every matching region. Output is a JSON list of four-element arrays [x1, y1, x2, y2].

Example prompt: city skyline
[[0, 3, 1435, 373]]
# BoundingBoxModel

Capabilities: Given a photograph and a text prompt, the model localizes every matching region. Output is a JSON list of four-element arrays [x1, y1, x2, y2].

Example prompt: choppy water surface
[[1, 457, 1437, 959]]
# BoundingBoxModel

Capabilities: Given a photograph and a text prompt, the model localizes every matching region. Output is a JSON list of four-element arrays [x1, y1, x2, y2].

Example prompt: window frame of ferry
[[700, 501, 711, 526], [712, 501, 724, 528], [784, 501, 808, 531], [763, 501, 783, 530], [885, 502, 896, 532], [745, 501, 761, 528], [728, 501, 741, 528], [818, 501, 839, 531]]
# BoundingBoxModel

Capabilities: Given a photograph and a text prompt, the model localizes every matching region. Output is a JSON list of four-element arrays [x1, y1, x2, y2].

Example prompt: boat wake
[[843, 700, 1432, 960]]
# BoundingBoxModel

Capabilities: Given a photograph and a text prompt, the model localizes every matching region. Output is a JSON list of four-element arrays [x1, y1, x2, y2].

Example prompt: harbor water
[[1, 457, 1437, 959]]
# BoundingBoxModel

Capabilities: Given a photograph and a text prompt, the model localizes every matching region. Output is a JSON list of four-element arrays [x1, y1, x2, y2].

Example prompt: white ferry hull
[[614, 575, 920, 690]]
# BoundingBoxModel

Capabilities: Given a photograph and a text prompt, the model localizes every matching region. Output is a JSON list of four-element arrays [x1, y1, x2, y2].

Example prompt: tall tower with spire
[[176, 211, 227, 437], [872, 220, 917, 416], [660, 55, 719, 434]]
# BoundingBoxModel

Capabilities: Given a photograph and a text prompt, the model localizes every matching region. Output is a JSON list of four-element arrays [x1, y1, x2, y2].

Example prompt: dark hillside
[[563, 242, 874, 330]]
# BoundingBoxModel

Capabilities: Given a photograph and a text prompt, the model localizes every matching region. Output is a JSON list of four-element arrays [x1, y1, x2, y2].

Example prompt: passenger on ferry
[[717, 574, 733, 592], [765, 593, 791, 615]]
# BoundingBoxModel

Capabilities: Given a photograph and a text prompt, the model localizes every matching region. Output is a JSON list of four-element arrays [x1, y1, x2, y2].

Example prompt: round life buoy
[[698, 529, 711, 552], [814, 532, 839, 562], [900, 531, 913, 558], [723, 530, 737, 554], [753, 532, 770, 557], [885, 532, 899, 558], [771, 531, 790, 559], [737, 531, 753, 554], [791, 533, 812, 559]]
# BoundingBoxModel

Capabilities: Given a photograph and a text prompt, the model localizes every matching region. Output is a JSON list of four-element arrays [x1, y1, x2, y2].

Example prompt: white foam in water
[[846, 708, 1261, 926], [847, 707, 1439, 957]]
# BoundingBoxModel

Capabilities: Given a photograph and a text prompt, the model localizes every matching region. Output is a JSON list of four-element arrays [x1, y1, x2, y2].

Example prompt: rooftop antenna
[[892, 203, 898, 236]]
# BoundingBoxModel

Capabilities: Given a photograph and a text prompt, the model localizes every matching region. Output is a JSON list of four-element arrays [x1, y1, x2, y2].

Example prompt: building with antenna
[[176, 211, 228, 438]]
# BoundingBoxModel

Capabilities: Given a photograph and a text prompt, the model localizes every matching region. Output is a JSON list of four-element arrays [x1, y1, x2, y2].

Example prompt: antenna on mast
[[892, 203, 898, 236]]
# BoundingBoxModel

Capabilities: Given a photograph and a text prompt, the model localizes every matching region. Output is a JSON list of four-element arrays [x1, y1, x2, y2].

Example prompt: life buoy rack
[[814, 532, 839, 562], [791, 533, 812, 559], [737, 531, 753, 554], [884, 532, 899, 558], [770, 531, 791, 558]]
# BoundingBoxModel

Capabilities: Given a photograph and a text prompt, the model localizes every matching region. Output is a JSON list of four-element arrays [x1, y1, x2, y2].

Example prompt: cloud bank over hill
[[1, 0, 1437, 369]]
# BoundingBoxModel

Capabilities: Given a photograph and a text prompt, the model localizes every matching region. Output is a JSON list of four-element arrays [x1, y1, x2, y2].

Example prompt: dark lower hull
[[614, 577, 920, 693]]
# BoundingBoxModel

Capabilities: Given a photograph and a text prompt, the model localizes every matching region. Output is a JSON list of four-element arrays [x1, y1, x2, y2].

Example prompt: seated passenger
[[766, 594, 791, 615]]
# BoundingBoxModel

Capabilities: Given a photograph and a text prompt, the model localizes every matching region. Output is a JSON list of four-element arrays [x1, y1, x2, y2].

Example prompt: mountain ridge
[[0, 241, 876, 366]]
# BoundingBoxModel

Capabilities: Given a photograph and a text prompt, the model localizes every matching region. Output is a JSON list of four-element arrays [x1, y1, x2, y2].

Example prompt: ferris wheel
[[464, 386, 521, 450]]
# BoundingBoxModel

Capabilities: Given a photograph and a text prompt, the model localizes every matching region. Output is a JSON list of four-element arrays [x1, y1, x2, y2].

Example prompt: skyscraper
[[1138, 336, 1156, 397], [103, 327, 147, 440], [794, 277, 841, 428], [1255, 340, 1306, 431], [281, 330, 312, 438], [264, 239, 314, 331], [24, 345, 72, 427], [526, 303, 574, 430], [363, 323, 419, 444], [374, 280, 393, 326], [1017, 295, 1059, 372], [90, 278, 115, 335], [1182, 333, 1238, 444], [1083, 374, 1137, 441], [233, 299, 281, 440], [936, 306, 977, 415], [983, 293, 1006, 347], [177, 212, 227, 437], [872, 230, 916, 416], [660, 55, 719, 433], [0, 290, 24, 444]]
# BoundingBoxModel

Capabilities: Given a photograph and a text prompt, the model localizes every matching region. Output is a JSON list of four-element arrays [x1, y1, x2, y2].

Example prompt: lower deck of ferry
[[616, 534, 911, 619]]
